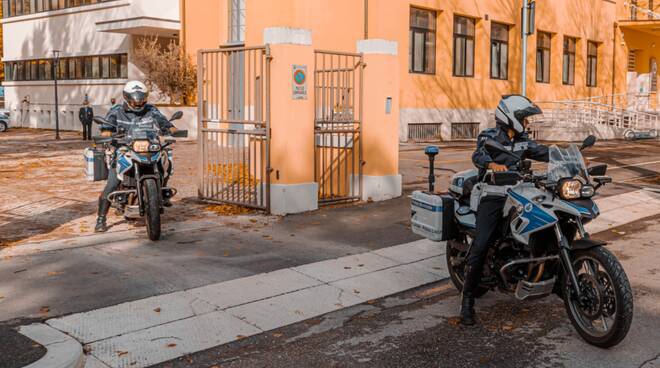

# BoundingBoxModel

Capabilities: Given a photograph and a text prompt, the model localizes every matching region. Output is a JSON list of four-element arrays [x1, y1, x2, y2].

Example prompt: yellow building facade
[[181, 0, 660, 214], [182, 0, 660, 141]]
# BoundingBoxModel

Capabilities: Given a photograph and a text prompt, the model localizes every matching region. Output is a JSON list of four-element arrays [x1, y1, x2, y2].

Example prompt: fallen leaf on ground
[[47, 271, 64, 277], [153, 308, 161, 313], [611, 230, 626, 235], [39, 306, 50, 314], [272, 333, 283, 338], [353, 289, 360, 294], [236, 335, 247, 340], [447, 317, 461, 326], [249, 219, 257, 223], [343, 266, 352, 270], [117, 351, 128, 357], [166, 343, 177, 348], [223, 252, 230, 257]]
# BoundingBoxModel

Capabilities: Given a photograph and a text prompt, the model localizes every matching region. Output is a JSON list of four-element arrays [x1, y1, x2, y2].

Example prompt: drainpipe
[[180, 0, 186, 54], [521, 0, 529, 96], [364, 0, 368, 39], [611, 22, 618, 110]]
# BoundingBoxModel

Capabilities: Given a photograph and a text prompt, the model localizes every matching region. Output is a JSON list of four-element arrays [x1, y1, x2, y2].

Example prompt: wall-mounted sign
[[292, 65, 307, 100]]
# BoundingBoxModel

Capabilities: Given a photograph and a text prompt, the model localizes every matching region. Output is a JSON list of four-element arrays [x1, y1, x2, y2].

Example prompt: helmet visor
[[125, 91, 148, 110]]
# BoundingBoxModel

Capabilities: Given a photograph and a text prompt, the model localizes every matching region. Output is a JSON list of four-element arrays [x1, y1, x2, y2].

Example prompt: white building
[[1, 0, 180, 131]]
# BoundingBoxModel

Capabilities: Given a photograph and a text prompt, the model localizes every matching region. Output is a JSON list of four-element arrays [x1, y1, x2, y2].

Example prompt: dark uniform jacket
[[472, 126, 549, 178], [78, 106, 94, 124], [101, 103, 174, 134]]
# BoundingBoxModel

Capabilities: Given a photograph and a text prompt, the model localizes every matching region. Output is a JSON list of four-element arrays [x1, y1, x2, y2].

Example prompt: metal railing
[[624, 1, 660, 20], [536, 99, 660, 131], [197, 45, 271, 211]]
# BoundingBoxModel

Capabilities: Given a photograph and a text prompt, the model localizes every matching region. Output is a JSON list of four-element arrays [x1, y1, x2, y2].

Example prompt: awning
[[619, 20, 660, 36], [96, 16, 180, 38]]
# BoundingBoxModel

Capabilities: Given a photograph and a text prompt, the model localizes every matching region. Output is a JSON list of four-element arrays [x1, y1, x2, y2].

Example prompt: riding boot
[[460, 265, 481, 326], [95, 197, 111, 233]]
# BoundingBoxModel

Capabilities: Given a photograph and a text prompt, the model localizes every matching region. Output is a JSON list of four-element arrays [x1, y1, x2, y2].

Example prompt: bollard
[[424, 146, 439, 192]]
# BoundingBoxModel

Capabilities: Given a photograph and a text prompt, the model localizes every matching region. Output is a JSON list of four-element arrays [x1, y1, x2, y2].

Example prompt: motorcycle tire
[[143, 178, 162, 241], [446, 240, 489, 298], [563, 246, 633, 348], [0, 121, 7, 132]]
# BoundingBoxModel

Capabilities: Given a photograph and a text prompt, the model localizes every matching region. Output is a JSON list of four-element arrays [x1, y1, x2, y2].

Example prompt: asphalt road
[[157, 216, 660, 368]]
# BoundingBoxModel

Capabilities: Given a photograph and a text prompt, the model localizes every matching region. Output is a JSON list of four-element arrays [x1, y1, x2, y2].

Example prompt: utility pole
[[521, 1, 535, 96], [52, 50, 62, 140]]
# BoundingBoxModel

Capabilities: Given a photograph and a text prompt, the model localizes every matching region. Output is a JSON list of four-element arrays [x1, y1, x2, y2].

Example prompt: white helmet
[[122, 81, 149, 112], [495, 95, 542, 136]]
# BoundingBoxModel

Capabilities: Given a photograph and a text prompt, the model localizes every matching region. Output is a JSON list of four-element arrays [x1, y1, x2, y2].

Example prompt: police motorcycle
[[93, 112, 187, 241], [411, 136, 633, 347]]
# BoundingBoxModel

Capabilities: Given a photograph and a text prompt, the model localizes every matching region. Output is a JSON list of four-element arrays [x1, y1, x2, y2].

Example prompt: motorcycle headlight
[[148, 143, 161, 152], [132, 140, 150, 153], [558, 179, 583, 200]]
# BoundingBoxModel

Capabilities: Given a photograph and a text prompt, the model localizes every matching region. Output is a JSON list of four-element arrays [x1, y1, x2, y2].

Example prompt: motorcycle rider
[[460, 95, 550, 325], [95, 81, 178, 233]]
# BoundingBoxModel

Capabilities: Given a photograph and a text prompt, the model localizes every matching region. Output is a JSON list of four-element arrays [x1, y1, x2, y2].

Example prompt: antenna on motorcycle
[[424, 146, 440, 192]]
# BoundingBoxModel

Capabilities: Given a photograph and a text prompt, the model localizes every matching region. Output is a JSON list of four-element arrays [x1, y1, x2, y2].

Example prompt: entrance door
[[314, 50, 364, 205], [198, 46, 271, 211]]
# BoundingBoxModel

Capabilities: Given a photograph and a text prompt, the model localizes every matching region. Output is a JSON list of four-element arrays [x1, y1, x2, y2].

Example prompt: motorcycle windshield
[[126, 118, 159, 140], [547, 144, 589, 183]]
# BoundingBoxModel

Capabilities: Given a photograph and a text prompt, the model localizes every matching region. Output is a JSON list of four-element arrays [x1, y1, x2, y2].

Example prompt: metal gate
[[197, 46, 271, 211], [314, 50, 364, 205]]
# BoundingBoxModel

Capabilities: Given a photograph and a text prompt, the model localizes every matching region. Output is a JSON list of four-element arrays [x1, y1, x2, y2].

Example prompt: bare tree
[[133, 37, 197, 105]]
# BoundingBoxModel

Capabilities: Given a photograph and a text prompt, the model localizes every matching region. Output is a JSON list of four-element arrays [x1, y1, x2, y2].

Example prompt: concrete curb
[[18, 324, 85, 368]]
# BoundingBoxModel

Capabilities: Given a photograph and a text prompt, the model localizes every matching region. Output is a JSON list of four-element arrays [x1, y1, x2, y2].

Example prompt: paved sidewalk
[[17, 188, 660, 368]]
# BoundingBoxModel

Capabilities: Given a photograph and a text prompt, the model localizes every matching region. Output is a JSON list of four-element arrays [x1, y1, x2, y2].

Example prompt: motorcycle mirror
[[581, 135, 597, 150], [93, 116, 111, 126], [170, 111, 183, 121]]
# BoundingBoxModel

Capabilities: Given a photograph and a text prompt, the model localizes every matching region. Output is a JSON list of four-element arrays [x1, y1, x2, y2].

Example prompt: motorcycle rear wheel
[[446, 240, 489, 298], [143, 178, 162, 241], [563, 246, 633, 348], [0, 122, 7, 132]]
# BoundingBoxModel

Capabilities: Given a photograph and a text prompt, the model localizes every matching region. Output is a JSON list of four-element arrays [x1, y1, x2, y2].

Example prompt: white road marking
[[608, 160, 660, 170]]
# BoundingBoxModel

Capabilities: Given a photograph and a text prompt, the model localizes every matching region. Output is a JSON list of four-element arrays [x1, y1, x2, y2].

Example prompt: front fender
[[571, 238, 607, 250]]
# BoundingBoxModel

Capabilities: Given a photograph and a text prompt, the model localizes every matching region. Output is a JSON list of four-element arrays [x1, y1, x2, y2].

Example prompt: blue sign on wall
[[0, 87, 4, 98]]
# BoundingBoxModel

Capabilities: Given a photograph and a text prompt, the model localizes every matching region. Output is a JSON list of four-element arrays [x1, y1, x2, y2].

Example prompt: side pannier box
[[411, 191, 456, 242], [84, 147, 109, 182]]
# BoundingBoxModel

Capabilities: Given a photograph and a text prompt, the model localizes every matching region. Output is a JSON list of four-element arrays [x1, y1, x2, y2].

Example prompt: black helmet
[[122, 81, 149, 112], [495, 94, 542, 136]]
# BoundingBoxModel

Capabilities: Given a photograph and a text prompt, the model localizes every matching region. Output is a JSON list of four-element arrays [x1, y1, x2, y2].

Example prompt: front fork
[[554, 223, 583, 299]]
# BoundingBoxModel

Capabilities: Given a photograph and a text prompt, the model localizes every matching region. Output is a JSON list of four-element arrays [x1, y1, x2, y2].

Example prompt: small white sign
[[292, 65, 307, 100]]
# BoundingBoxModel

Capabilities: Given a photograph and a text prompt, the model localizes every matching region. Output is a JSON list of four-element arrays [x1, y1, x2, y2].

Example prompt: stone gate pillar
[[357, 39, 402, 201], [265, 27, 318, 215]]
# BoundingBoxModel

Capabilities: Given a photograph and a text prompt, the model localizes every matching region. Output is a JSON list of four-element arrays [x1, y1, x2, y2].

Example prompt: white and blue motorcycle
[[411, 136, 633, 348]]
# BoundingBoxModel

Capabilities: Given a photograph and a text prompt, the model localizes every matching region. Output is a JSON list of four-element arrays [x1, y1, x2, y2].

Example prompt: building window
[[586, 41, 598, 87], [409, 7, 436, 74], [490, 22, 509, 80], [562, 36, 576, 85], [536, 32, 551, 83], [3, 53, 128, 82], [2, 0, 112, 18], [453, 16, 475, 77], [228, 0, 245, 43]]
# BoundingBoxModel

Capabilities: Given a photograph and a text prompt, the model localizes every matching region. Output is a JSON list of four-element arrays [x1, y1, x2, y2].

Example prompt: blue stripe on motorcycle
[[411, 199, 443, 212], [562, 200, 592, 216], [507, 189, 556, 234]]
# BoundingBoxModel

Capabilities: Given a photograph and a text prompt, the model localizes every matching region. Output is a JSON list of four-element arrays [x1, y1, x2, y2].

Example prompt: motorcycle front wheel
[[143, 178, 162, 241], [0, 121, 7, 132], [563, 246, 633, 348]]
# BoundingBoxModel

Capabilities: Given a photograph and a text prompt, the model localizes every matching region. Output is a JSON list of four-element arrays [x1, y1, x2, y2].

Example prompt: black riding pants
[[463, 195, 507, 296]]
